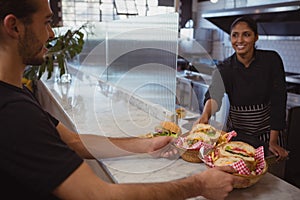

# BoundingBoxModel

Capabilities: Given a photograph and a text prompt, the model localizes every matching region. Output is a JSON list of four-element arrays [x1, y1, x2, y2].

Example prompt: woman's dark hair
[[0, 0, 38, 23], [230, 16, 258, 35]]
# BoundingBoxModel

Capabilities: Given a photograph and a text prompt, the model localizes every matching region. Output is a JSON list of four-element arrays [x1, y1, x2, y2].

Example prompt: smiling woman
[[194, 16, 289, 160]]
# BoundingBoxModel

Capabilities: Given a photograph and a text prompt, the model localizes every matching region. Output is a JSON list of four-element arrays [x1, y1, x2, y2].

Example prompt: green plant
[[24, 23, 87, 81]]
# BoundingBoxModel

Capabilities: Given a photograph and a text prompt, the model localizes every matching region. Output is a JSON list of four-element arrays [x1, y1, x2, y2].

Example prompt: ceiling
[[202, 1, 300, 36]]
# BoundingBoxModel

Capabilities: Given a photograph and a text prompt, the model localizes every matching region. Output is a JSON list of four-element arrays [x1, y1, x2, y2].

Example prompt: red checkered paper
[[224, 131, 237, 142], [232, 146, 265, 175], [254, 146, 265, 174], [200, 132, 266, 176], [175, 136, 215, 150], [231, 160, 251, 175], [199, 131, 238, 165]]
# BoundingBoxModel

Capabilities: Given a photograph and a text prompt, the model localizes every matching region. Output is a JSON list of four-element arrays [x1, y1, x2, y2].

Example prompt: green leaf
[[38, 63, 46, 79], [23, 23, 89, 81], [46, 58, 54, 79]]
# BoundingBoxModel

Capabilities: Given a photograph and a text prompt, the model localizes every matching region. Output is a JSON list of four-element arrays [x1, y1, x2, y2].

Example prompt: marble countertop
[[37, 65, 300, 200]]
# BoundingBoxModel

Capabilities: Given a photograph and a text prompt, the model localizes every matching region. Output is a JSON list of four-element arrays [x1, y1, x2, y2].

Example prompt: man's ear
[[3, 14, 20, 39], [255, 34, 259, 42]]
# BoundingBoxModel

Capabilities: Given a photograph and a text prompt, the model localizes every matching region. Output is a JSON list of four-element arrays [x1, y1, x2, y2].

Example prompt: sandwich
[[152, 121, 181, 138], [185, 123, 222, 146], [216, 141, 257, 171], [218, 141, 256, 162], [207, 141, 267, 188]]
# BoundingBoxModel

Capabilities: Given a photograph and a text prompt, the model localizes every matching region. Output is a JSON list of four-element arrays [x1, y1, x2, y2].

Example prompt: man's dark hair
[[230, 16, 258, 35], [0, 0, 38, 23]]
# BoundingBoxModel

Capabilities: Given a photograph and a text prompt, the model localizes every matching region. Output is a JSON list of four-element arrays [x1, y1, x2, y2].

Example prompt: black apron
[[226, 103, 284, 155]]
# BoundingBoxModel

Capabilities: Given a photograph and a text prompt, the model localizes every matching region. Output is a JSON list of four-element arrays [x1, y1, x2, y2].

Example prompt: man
[[0, 0, 247, 199]]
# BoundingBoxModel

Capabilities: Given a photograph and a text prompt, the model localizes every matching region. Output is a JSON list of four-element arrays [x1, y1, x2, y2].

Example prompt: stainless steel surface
[[202, 1, 300, 36], [287, 92, 300, 109], [286, 75, 300, 85]]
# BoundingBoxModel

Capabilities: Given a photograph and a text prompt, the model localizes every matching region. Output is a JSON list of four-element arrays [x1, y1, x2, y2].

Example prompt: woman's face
[[230, 21, 258, 57]]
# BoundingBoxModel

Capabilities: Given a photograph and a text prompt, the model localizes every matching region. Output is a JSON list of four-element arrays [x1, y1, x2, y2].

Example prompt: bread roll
[[153, 121, 181, 138], [214, 157, 242, 166], [187, 123, 222, 145], [159, 121, 181, 135]]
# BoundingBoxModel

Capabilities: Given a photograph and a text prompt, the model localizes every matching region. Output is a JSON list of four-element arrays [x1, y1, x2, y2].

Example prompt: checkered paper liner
[[175, 136, 215, 150], [226, 146, 265, 175], [174, 130, 237, 150], [199, 136, 266, 176], [221, 131, 238, 143], [197, 131, 240, 169]]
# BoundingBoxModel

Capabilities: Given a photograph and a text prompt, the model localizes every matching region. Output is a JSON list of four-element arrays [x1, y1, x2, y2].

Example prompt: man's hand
[[147, 136, 180, 159], [195, 166, 249, 200]]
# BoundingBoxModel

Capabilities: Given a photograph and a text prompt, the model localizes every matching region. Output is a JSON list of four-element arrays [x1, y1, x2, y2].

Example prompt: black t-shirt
[[0, 81, 83, 199]]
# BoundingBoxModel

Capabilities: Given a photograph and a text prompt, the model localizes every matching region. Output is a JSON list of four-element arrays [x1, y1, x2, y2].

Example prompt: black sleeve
[[0, 101, 83, 196], [23, 85, 59, 127], [204, 67, 226, 111], [47, 111, 59, 127], [270, 51, 287, 130]]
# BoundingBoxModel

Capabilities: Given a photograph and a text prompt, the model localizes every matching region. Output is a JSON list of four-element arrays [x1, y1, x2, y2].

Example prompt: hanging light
[[210, 0, 218, 3]]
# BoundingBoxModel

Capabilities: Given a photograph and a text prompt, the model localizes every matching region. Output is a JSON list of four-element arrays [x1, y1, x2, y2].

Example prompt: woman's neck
[[236, 49, 255, 68]]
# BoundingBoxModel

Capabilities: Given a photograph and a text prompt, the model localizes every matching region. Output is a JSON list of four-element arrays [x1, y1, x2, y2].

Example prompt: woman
[[195, 16, 289, 160]]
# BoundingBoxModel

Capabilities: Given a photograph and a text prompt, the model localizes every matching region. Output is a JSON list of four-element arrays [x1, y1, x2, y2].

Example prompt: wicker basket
[[232, 164, 268, 188], [174, 144, 203, 163], [173, 132, 203, 163], [181, 149, 203, 163]]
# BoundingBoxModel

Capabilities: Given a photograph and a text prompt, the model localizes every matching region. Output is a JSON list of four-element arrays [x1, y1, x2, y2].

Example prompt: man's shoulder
[[0, 83, 39, 111]]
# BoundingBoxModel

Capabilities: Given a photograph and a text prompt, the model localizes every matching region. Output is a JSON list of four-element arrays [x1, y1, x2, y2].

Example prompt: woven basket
[[232, 163, 268, 188], [174, 144, 203, 163], [181, 149, 203, 163], [173, 132, 203, 163]]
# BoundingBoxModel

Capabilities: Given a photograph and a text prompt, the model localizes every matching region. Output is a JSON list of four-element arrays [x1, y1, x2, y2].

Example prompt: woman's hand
[[193, 99, 218, 127], [269, 142, 289, 161], [269, 130, 289, 161], [194, 116, 209, 125], [192, 115, 209, 129]]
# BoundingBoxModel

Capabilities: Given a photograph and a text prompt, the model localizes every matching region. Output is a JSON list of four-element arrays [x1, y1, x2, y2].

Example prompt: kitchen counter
[[36, 65, 300, 200]]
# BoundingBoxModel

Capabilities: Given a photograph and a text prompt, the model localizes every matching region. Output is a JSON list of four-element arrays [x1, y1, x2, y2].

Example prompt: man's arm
[[56, 122, 175, 159], [53, 161, 247, 200]]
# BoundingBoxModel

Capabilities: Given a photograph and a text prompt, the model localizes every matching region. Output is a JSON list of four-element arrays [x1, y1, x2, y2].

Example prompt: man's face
[[18, 0, 54, 65]]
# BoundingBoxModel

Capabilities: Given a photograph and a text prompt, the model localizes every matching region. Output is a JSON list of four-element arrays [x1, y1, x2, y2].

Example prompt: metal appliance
[[202, 1, 300, 36]]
